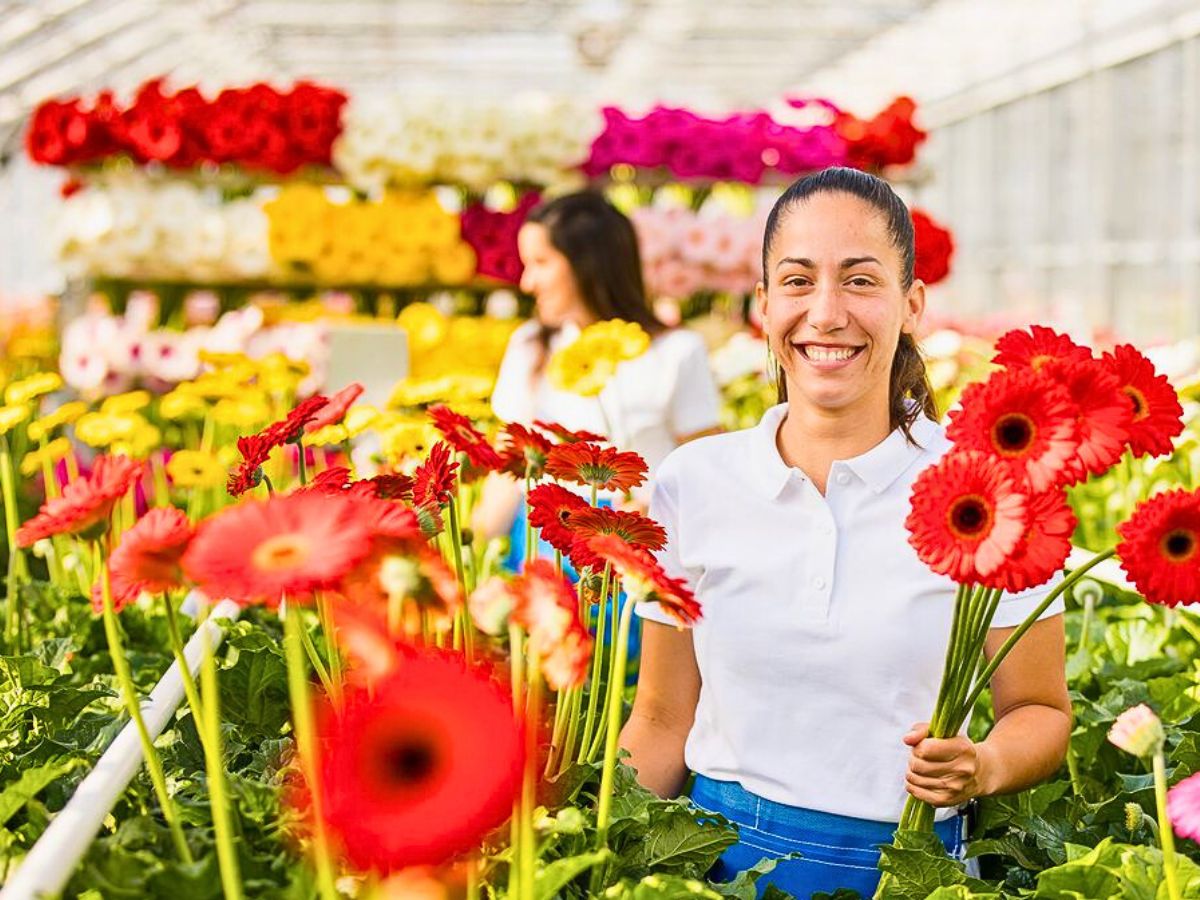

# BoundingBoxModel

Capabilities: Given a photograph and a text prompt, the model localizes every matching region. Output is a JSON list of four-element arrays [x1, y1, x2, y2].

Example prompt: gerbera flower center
[[947, 495, 992, 540], [1161, 529, 1197, 564], [1123, 385, 1147, 421], [383, 737, 438, 785], [251, 533, 313, 571], [581, 463, 614, 486], [990, 413, 1035, 456]]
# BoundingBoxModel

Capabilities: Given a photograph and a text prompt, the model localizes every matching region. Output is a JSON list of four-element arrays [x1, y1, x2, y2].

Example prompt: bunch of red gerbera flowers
[[896, 325, 1188, 837]]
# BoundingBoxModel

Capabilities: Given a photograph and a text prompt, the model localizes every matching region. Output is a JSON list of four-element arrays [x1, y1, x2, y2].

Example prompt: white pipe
[[1, 594, 241, 900], [1067, 546, 1132, 593]]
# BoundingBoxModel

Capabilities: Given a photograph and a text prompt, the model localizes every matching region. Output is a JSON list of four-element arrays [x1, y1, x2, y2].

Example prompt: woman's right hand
[[618, 620, 700, 798]]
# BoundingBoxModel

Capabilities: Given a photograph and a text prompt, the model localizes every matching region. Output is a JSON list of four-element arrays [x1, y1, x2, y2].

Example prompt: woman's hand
[[902, 722, 993, 808]]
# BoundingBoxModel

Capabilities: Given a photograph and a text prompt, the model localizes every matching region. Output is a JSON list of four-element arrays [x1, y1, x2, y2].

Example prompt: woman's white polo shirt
[[636, 403, 1064, 823]]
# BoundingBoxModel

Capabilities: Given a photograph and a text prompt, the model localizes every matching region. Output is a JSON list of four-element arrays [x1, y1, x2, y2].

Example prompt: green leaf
[[218, 628, 289, 735], [876, 830, 994, 900], [634, 802, 738, 877], [603, 873, 726, 899], [533, 848, 611, 900], [0, 758, 80, 826], [708, 855, 789, 899]]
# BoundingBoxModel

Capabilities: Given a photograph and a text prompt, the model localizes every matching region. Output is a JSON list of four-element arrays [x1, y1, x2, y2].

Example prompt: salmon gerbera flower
[[182, 491, 373, 606], [16, 454, 144, 546], [947, 367, 1079, 493], [304, 382, 364, 433], [1168, 771, 1200, 843], [979, 489, 1076, 594], [512, 560, 592, 690], [1054, 359, 1133, 485], [993, 325, 1092, 372], [586, 534, 701, 626], [906, 450, 1029, 583], [99, 506, 194, 612]]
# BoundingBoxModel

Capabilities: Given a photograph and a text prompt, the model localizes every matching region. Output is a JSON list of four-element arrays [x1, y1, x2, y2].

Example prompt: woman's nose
[[806, 283, 848, 332]]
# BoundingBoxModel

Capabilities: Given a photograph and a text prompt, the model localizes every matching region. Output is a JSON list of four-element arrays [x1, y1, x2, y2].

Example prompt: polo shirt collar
[[747, 403, 938, 499]]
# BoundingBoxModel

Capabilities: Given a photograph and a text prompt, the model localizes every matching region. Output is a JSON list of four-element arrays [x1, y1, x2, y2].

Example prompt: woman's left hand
[[902, 722, 992, 807]]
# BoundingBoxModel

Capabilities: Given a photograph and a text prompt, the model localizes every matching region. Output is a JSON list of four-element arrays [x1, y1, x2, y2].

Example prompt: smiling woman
[[619, 167, 1072, 898]]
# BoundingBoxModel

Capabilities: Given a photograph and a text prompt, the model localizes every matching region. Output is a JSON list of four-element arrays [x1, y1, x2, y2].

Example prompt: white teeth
[[802, 346, 857, 362]]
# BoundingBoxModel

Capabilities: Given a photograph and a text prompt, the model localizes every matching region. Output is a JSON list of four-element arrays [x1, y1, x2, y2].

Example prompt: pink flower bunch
[[632, 206, 766, 298], [583, 106, 847, 183]]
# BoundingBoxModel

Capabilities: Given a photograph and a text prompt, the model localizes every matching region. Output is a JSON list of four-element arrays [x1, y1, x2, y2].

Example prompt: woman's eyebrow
[[840, 256, 882, 268], [775, 256, 814, 270]]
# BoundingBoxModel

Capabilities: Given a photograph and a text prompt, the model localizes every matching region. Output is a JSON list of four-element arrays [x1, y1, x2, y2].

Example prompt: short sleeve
[[989, 571, 1066, 629], [667, 332, 722, 439], [490, 321, 540, 423], [636, 455, 693, 627]]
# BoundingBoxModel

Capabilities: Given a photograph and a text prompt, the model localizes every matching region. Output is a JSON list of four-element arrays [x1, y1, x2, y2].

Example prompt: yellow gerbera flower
[[75, 412, 139, 447], [166, 449, 226, 489], [101, 390, 152, 415], [578, 319, 651, 360], [159, 390, 208, 420], [381, 421, 438, 462], [303, 423, 348, 447], [4, 372, 63, 406], [343, 404, 380, 437], [0, 404, 30, 436], [19, 436, 72, 477], [27, 401, 87, 442], [211, 396, 272, 429], [396, 302, 449, 353], [547, 343, 619, 397], [112, 423, 161, 459], [178, 373, 244, 400]]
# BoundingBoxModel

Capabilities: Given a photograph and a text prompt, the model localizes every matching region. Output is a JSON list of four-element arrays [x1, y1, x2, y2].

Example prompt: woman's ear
[[755, 281, 768, 326], [902, 280, 926, 335]]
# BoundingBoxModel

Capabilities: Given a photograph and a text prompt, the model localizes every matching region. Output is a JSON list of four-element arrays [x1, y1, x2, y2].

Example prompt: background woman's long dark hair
[[524, 192, 664, 369]]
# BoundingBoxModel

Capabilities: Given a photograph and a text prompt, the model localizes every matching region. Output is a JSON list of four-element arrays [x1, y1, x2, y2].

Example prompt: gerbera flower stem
[[1, 435, 26, 650], [587, 581, 626, 762], [960, 548, 1115, 716], [199, 615, 244, 900], [592, 594, 638, 892], [314, 592, 343, 709], [519, 660, 541, 900], [161, 595, 210, 753], [447, 489, 470, 658], [95, 543, 193, 865], [281, 603, 339, 900], [297, 613, 337, 702], [1154, 747, 1183, 900], [577, 564, 612, 764], [507, 624, 525, 899]]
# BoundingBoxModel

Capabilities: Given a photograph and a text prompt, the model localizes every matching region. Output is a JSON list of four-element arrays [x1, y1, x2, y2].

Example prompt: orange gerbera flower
[[498, 422, 553, 479], [1102, 344, 1184, 459], [511, 560, 592, 689], [227, 432, 276, 497], [545, 442, 647, 493], [993, 325, 1091, 372], [946, 367, 1079, 492], [586, 534, 701, 626], [16, 454, 144, 547], [182, 491, 373, 606], [305, 382, 364, 433], [428, 404, 502, 472], [264, 394, 329, 446], [564, 506, 666, 573], [905, 450, 1029, 583], [1117, 488, 1200, 608], [533, 420, 605, 444], [99, 506, 194, 612]]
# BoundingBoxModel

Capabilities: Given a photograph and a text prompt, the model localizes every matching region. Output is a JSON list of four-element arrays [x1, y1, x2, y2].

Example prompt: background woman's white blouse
[[637, 403, 1064, 822], [490, 320, 722, 486]]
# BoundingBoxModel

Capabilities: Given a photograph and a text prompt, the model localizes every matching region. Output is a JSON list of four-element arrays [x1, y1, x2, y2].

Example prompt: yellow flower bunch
[[379, 417, 440, 465], [101, 390, 152, 416], [265, 187, 477, 287], [0, 404, 30, 436], [547, 319, 651, 397]]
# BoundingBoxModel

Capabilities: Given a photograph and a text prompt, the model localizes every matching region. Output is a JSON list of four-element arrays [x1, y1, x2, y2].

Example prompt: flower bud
[[1108, 704, 1165, 757]]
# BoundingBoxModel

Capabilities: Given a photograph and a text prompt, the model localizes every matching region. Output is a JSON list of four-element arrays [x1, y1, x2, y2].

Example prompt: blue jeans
[[691, 775, 965, 899]]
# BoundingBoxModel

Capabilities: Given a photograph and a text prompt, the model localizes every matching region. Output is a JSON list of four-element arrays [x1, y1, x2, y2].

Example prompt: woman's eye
[[782, 276, 811, 288], [847, 277, 875, 287]]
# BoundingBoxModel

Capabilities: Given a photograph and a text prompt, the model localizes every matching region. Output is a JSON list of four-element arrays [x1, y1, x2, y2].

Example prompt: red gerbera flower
[[946, 368, 1079, 492], [182, 491, 373, 606], [1102, 344, 1185, 458], [428, 404, 502, 472], [366, 472, 416, 501], [341, 540, 464, 635], [533, 420, 606, 444], [307, 466, 352, 494], [265, 394, 329, 446], [587, 534, 701, 626], [413, 442, 459, 509], [17, 455, 144, 547], [545, 443, 647, 493], [227, 432, 276, 497], [906, 450, 1029, 583], [540, 625, 593, 692], [1117, 489, 1200, 608], [526, 484, 590, 554], [993, 325, 1092, 373], [499, 422, 553, 479], [315, 647, 523, 873], [1054, 359, 1133, 485], [98, 506, 194, 613], [305, 382, 364, 433], [564, 506, 667, 573], [979, 489, 1075, 594]]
